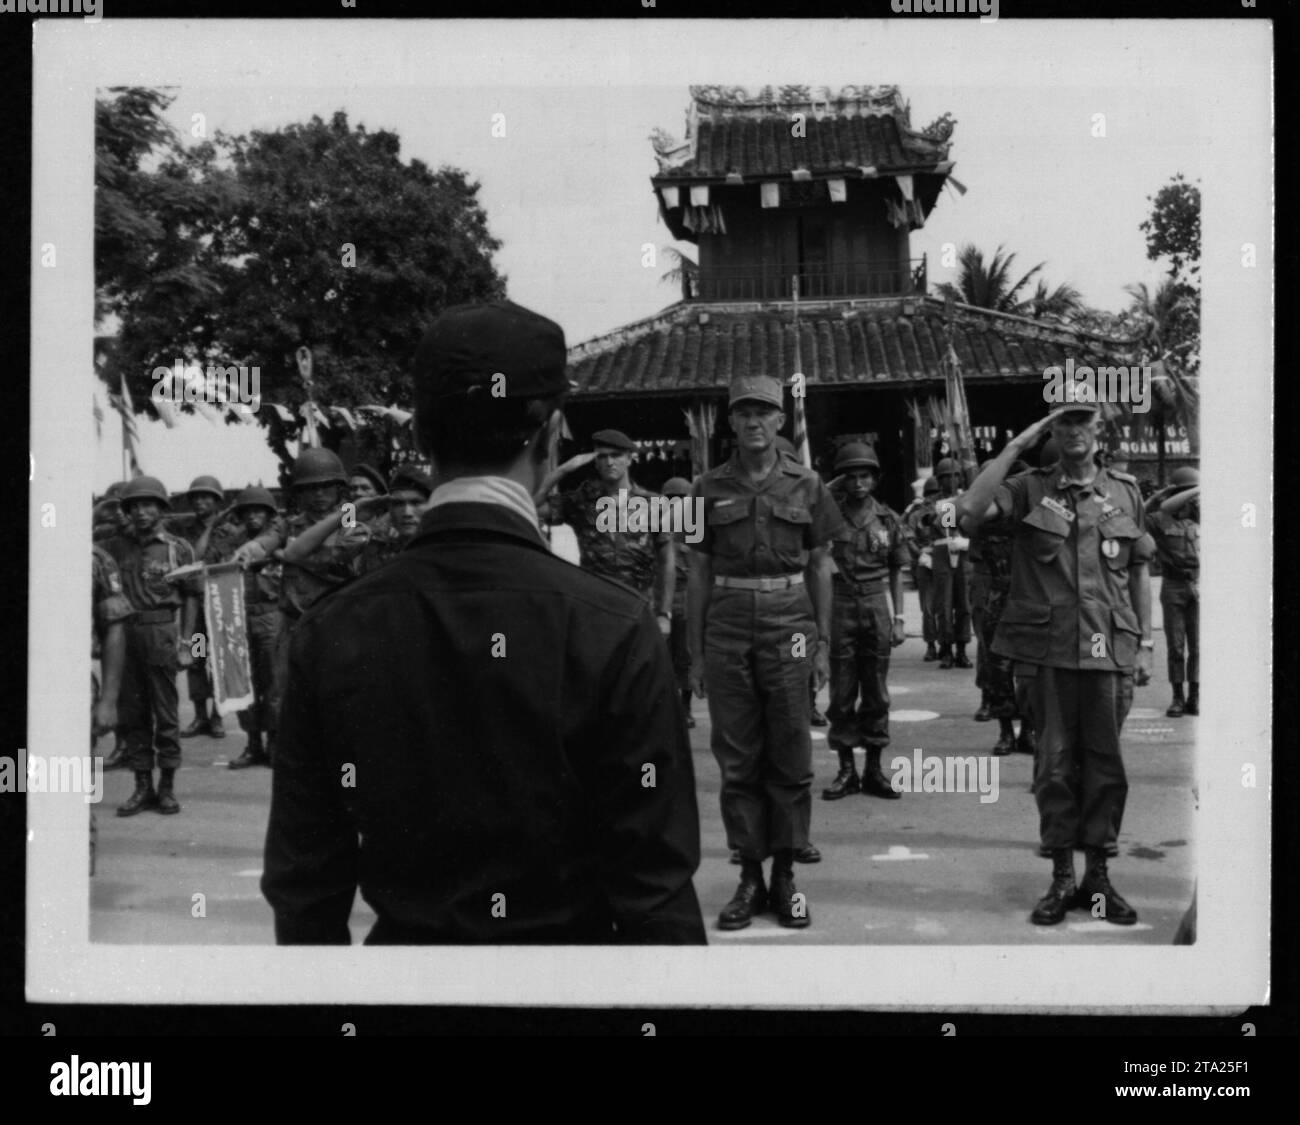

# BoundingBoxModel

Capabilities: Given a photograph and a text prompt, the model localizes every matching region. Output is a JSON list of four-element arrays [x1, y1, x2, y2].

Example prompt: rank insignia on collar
[[1040, 496, 1075, 522]]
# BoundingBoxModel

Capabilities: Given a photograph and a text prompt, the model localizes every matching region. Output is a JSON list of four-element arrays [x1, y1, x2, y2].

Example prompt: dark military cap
[[591, 429, 636, 452], [388, 465, 434, 499], [922, 476, 940, 496], [350, 463, 388, 496], [413, 300, 570, 400], [661, 476, 692, 497], [728, 375, 783, 409]]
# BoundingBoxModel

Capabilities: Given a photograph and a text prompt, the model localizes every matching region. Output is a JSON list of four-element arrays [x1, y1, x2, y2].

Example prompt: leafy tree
[[98, 96, 507, 470], [1139, 173, 1200, 292]]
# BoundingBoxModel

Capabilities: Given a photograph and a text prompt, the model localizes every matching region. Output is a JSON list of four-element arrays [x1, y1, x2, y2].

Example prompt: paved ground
[[91, 578, 1195, 946]]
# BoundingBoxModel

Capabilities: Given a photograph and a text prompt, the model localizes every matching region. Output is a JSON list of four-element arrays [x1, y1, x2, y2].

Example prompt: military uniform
[[102, 526, 197, 775], [91, 546, 134, 868], [991, 464, 1152, 860], [931, 518, 971, 661], [692, 452, 844, 864], [902, 489, 940, 655], [351, 523, 407, 577], [826, 488, 909, 781], [1148, 507, 1199, 698], [558, 477, 668, 603], [237, 534, 285, 756], [968, 508, 1020, 716]]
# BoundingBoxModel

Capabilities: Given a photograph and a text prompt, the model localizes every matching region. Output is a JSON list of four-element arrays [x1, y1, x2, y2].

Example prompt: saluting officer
[[102, 476, 200, 817], [902, 476, 942, 660], [688, 375, 844, 930], [352, 465, 434, 577], [1145, 466, 1200, 717], [822, 443, 909, 801], [956, 391, 1154, 926]]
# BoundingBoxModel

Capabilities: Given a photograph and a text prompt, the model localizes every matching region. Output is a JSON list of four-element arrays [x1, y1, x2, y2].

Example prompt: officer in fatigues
[[821, 443, 909, 801], [225, 487, 286, 770], [661, 476, 697, 728], [957, 392, 1154, 926], [687, 375, 844, 930], [169, 475, 242, 740], [102, 476, 200, 817], [1145, 466, 1200, 717], [969, 459, 1034, 756], [902, 476, 941, 660], [931, 458, 973, 669], [91, 545, 133, 870]]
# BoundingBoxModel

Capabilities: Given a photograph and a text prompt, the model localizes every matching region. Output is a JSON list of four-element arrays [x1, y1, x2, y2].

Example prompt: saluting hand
[[1007, 413, 1055, 453], [558, 452, 598, 476]]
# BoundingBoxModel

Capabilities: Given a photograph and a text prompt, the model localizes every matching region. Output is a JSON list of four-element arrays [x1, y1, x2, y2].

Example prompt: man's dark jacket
[[262, 499, 706, 944]]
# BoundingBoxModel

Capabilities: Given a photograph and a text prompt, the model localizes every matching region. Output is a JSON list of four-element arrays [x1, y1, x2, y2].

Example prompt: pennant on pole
[[267, 403, 296, 424], [896, 174, 915, 202]]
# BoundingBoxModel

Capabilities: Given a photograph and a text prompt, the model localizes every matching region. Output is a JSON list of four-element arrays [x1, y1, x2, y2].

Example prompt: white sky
[[85, 20, 1255, 491]]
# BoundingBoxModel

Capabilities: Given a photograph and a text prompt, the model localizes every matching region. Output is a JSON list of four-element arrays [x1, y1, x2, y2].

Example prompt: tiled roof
[[660, 113, 937, 182], [568, 298, 1134, 400]]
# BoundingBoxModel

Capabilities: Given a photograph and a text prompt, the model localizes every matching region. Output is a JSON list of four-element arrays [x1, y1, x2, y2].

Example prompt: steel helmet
[[290, 447, 348, 489], [834, 442, 880, 473], [118, 475, 172, 510], [922, 476, 940, 496], [232, 486, 278, 514], [187, 475, 225, 501], [934, 457, 960, 477], [1169, 466, 1199, 488], [661, 477, 692, 497]]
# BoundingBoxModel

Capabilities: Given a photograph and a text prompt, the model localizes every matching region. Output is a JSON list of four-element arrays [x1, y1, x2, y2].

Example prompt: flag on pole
[[117, 372, 141, 476], [791, 275, 812, 469]]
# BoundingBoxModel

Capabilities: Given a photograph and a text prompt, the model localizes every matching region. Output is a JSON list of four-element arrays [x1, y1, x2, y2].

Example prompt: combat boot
[[1077, 848, 1137, 925], [821, 747, 860, 800], [207, 712, 226, 739], [1015, 722, 1037, 756], [953, 644, 973, 669], [718, 860, 767, 931], [769, 851, 810, 929], [228, 731, 269, 770], [992, 718, 1015, 756], [794, 844, 822, 864], [938, 645, 954, 669], [156, 768, 181, 815], [1166, 684, 1185, 717], [1183, 683, 1199, 716], [860, 747, 900, 799], [102, 742, 129, 771], [922, 642, 938, 662], [180, 709, 208, 738], [1030, 848, 1077, 925], [116, 771, 158, 818]]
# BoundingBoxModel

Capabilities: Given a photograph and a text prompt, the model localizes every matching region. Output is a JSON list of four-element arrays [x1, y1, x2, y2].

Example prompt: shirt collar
[[426, 475, 541, 533]]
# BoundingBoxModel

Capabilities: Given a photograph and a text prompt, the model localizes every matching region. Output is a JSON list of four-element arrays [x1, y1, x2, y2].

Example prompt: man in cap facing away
[[688, 374, 844, 931], [263, 300, 705, 944]]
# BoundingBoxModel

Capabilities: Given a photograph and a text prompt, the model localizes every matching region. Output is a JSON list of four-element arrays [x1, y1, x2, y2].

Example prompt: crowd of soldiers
[[88, 301, 1200, 937]]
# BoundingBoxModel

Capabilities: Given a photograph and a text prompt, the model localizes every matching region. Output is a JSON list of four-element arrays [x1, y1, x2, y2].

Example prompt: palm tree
[[1027, 278, 1085, 322], [934, 244, 1044, 314], [1124, 279, 1200, 480], [660, 247, 699, 300]]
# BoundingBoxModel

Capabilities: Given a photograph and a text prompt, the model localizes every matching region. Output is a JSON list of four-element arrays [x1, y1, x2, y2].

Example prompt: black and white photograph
[[25, 14, 1272, 1011]]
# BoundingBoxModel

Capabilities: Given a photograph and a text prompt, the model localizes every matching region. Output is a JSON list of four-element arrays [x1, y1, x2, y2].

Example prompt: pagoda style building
[[564, 85, 1126, 508]]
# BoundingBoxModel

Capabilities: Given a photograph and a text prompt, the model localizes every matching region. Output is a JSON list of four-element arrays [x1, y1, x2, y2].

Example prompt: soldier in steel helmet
[[956, 389, 1155, 927], [930, 457, 973, 669], [1145, 466, 1200, 716], [687, 374, 845, 931], [902, 475, 942, 660], [225, 487, 287, 770], [821, 442, 909, 802], [168, 475, 241, 740], [101, 476, 201, 817]]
